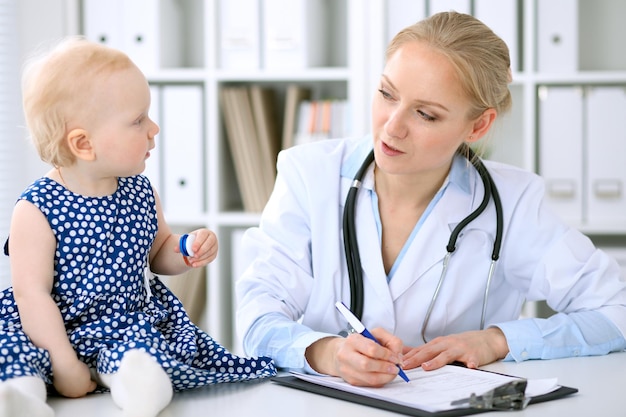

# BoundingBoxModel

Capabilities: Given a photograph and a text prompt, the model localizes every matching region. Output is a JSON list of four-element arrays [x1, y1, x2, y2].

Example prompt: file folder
[[122, 0, 160, 71], [537, 86, 584, 225], [282, 84, 311, 149], [82, 0, 124, 49], [585, 87, 626, 225], [262, 0, 328, 69], [218, 0, 261, 70], [536, 0, 578, 72], [83, 0, 185, 71], [474, 0, 520, 72], [160, 85, 205, 218]]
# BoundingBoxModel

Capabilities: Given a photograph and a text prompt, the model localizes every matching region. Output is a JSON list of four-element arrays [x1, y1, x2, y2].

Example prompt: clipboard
[[271, 374, 578, 417]]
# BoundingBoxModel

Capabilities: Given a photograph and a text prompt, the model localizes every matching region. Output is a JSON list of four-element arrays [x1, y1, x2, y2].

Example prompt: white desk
[[48, 352, 625, 417]]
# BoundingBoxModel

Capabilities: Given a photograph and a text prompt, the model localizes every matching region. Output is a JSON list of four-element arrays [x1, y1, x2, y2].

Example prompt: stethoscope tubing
[[343, 147, 504, 342], [343, 150, 375, 320]]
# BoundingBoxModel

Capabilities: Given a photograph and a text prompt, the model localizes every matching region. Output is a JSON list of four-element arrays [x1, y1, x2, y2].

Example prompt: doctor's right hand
[[304, 328, 404, 387]]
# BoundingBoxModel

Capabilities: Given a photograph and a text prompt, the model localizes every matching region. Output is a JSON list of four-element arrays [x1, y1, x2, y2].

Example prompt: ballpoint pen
[[335, 301, 410, 383]]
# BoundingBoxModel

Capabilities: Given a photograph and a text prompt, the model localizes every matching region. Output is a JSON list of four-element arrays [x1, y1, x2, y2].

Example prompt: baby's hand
[[53, 359, 97, 398], [178, 229, 218, 268]]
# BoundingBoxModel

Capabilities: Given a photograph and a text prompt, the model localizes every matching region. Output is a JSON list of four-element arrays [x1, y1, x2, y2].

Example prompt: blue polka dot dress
[[0, 175, 276, 391]]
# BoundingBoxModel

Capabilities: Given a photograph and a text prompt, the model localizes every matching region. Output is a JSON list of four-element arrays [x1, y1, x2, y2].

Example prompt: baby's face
[[82, 65, 159, 178]]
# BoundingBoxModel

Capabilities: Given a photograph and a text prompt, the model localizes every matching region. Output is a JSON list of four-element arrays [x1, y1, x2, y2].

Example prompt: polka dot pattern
[[0, 175, 276, 391]]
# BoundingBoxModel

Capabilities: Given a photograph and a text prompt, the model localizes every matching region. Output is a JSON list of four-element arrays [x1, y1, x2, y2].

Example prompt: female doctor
[[236, 11, 626, 387]]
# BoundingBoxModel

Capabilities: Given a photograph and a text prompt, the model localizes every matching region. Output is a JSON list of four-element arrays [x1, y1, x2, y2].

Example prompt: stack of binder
[[282, 84, 311, 150], [220, 86, 280, 213]]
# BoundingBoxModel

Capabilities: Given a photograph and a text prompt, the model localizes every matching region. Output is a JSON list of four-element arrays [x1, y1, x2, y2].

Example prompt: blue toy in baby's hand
[[179, 233, 195, 257]]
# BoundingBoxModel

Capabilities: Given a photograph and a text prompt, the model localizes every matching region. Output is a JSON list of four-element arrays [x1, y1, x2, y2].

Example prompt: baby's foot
[[0, 383, 54, 417], [109, 349, 173, 417]]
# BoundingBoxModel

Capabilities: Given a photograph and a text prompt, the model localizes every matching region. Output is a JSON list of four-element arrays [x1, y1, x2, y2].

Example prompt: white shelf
[[532, 71, 626, 84], [214, 68, 352, 82]]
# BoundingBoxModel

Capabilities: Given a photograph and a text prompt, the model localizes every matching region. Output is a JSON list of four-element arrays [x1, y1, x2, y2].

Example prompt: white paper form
[[292, 365, 558, 412]]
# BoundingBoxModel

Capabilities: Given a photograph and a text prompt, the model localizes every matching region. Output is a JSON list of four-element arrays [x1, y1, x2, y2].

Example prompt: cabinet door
[[538, 86, 584, 225], [586, 87, 626, 226]]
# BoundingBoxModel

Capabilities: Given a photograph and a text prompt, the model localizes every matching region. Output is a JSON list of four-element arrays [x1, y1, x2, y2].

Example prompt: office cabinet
[[77, 0, 626, 350]]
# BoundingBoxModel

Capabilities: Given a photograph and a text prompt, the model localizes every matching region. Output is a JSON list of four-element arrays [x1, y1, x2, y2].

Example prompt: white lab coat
[[237, 136, 626, 369]]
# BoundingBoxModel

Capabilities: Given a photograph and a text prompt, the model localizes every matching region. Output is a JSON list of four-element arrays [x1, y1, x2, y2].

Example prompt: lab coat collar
[[341, 135, 375, 183], [341, 136, 478, 303]]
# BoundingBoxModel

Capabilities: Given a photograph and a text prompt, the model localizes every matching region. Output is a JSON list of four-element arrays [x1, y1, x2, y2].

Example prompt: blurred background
[[1, 0, 625, 353]]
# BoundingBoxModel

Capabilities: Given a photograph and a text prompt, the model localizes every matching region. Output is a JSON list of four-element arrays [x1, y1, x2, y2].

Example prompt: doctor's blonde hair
[[387, 11, 512, 121], [21, 37, 134, 167]]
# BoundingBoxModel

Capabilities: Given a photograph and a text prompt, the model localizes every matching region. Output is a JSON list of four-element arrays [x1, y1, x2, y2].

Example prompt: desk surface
[[48, 351, 625, 417]]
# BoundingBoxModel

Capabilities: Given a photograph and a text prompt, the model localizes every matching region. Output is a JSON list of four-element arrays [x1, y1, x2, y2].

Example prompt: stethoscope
[[342, 147, 504, 343]]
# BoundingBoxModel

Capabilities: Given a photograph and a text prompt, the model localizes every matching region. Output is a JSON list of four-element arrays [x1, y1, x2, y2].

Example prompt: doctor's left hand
[[305, 328, 404, 387], [401, 327, 509, 371]]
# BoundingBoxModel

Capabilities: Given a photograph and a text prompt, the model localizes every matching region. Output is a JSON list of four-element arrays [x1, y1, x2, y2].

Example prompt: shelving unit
[[74, 0, 626, 350]]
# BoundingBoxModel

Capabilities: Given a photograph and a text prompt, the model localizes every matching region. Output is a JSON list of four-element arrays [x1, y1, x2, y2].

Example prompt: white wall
[[0, 0, 78, 289], [0, 0, 24, 289], [18, 0, 80, 185]]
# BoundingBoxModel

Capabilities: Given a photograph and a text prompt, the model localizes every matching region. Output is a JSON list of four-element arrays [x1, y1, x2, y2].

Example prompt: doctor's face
[[371, 40, 478, 178]]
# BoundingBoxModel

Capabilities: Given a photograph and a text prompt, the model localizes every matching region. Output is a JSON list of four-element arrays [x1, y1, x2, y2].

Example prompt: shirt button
[[521, 350, 529, 359]]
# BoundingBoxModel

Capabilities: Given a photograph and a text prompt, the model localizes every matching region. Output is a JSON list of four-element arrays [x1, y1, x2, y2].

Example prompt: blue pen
[[335, 301, 410, 383]]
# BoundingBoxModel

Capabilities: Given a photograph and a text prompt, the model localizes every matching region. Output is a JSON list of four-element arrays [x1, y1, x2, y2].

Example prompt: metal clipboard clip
[[451, 379, 531, 411]]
